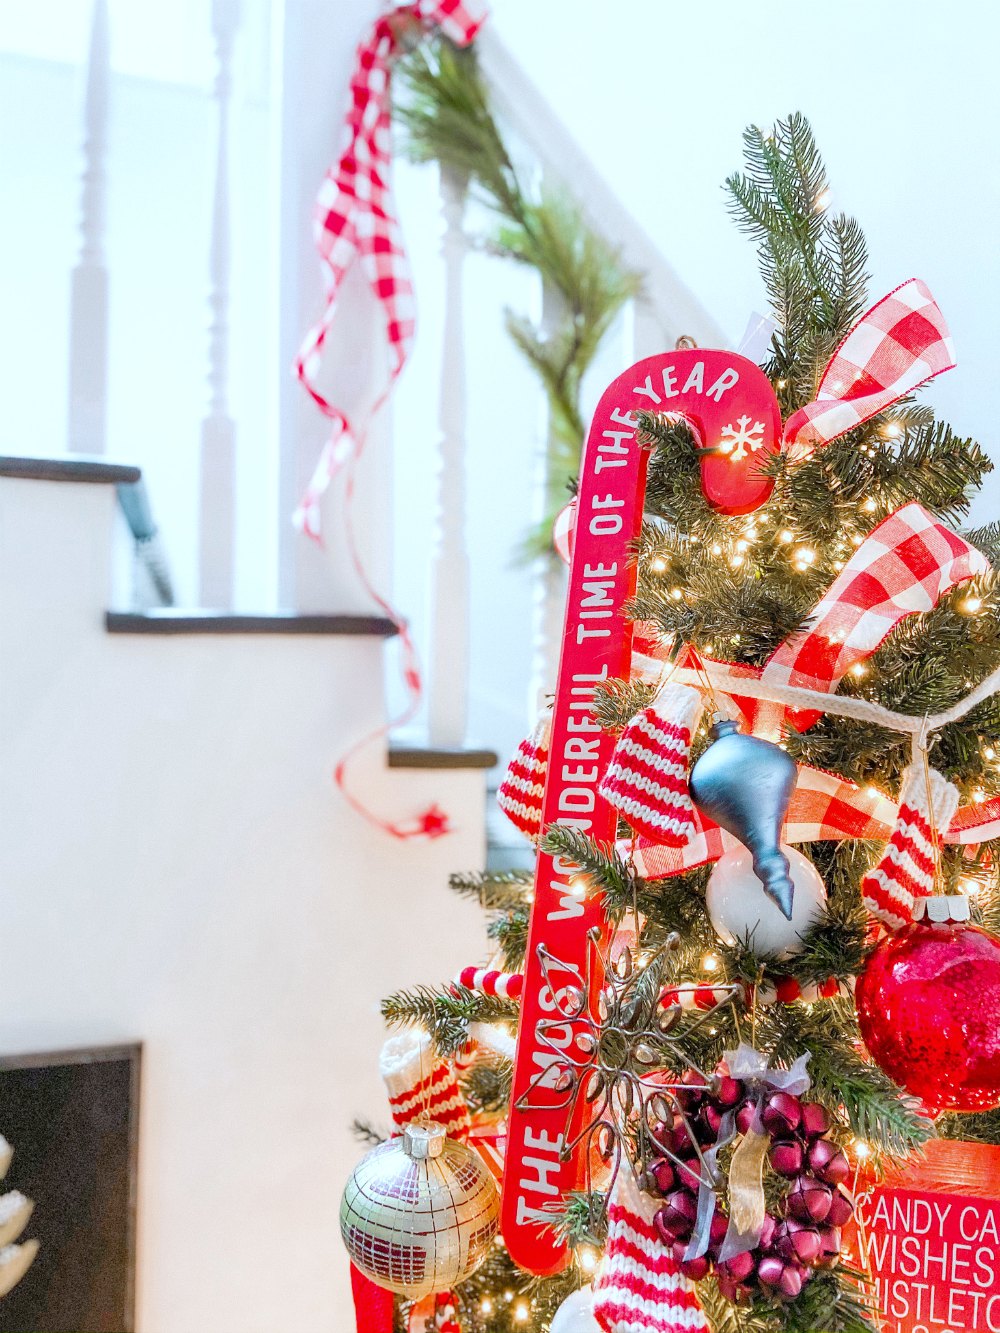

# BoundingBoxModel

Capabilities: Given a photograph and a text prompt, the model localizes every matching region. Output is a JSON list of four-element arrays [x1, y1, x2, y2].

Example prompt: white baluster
[[528, 276, 569, 714], [427, 165, 470, 748], [68, 0, 110, 455], [199, 0, 241, 608]]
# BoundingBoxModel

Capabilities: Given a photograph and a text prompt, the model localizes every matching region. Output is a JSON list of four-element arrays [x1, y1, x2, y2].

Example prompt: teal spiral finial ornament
[[689, 718, 798, 919]]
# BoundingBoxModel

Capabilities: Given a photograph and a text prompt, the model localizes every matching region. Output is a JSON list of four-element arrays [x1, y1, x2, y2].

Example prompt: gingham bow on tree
[[627, 504, 997, 882], [783, 279, 956, 460], [552, 278, 957, 557]]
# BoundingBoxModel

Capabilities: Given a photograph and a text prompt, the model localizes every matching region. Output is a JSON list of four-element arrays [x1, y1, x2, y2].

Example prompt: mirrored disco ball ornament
[[689, 718, 798, 919], [706, 845, 827, 960], [340, 1122, 500, 1297]]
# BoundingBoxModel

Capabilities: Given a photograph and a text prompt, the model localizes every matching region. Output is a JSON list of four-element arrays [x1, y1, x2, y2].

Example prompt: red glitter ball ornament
[[856, 903, 1000, 1113]]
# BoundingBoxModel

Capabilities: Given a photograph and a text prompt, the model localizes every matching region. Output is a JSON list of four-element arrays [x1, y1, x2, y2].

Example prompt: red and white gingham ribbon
[[761, 503, 988, 715], [553, 280, 955, 565], [784, 279, 956, 460], [295, 1, 485, 841], [628, 503, 991, 878]]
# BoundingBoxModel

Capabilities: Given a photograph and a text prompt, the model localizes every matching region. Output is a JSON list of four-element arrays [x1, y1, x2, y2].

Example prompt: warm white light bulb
[[793, 546, 816, 565], [861, 497, 877, 513], [703, 953, 720, 973], [481, 1298, 494, 1315], [961, 596, 983, 615], [814, 187, 832, 211], [651, 557, 667, 572], [670, 587, 683, 601], [514, 1302, 530, 1323], [850, 663, 867, 678], [853, 1140, 871, 1159], [778, 529, 794, 544], [579, 1246, 598, 1273], [711, 543, 723, 556]]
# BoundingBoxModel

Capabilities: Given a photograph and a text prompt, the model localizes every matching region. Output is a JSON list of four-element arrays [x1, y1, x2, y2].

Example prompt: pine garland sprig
[[697, 1266, 877, 1333], [448, 869, 533, 910], [590, 675, 658, 732], [540, 826, 637, 903], [380, 984, 518, 1054], [487, 906, 530, 971], [351, 1118, 388, 1147], [460, 1053, 513, 1115], [395, 38, 640, 561], [759, 1001, 935, 1157]]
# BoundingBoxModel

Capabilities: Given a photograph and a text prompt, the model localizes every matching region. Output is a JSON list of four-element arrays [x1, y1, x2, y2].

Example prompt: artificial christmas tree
[[349, 111, 1000, 1333]]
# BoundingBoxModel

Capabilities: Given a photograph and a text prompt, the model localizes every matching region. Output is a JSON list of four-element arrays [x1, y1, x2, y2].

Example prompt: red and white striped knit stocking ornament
[[593, 1166, 708, 1333], [497, 715, 550, 840], [379, 1030, 471, 1141], [861, 762, 959, 929], [598, 683, 703, 845]]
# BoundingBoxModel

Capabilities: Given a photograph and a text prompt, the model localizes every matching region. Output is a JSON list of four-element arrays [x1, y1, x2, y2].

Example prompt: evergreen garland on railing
[[394, 38, 642, 557]]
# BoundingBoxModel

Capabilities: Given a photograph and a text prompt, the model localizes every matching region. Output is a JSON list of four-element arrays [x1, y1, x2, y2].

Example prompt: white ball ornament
[[706, 844, 826, 960], [550, 1286, 602, 1333]]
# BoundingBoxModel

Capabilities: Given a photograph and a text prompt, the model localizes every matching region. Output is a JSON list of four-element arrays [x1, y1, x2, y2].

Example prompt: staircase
[[0, 2, 725, 1325], [0, 457, 494, 1332]]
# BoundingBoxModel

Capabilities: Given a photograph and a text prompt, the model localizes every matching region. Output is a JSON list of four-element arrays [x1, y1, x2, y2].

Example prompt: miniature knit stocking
[[379, 1030, 471, 1141], [593, 1166, 708, 1333], [861, 762, 959, 929], [496, 715, 550, 841], [598, 683, 703, 845]]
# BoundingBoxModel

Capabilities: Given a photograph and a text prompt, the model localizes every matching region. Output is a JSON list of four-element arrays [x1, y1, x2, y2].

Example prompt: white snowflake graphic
[[719, 414, 766, 462]]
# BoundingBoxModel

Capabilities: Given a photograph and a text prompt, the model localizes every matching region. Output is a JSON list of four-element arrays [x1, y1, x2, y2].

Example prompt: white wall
[[0, 475, 490, 1331]]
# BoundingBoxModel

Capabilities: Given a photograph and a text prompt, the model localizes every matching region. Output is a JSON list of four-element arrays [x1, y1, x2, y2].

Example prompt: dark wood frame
[[0, 1044, 141, 1331]]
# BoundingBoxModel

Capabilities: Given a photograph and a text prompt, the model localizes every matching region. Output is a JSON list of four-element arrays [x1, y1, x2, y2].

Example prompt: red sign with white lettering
[[501, 350, 783, 1274], [850, 1141, 1000, 1333]]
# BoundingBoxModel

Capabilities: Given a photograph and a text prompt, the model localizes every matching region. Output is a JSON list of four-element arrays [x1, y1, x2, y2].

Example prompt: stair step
[[105, 610, 397, 637], [388, 745, 498, 770], [0, 455, 140, 485]]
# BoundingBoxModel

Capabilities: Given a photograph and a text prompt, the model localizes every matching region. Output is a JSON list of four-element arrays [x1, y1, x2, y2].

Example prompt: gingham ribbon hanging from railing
[[294, 2, 485, 523], [293, 1, 485, 840]]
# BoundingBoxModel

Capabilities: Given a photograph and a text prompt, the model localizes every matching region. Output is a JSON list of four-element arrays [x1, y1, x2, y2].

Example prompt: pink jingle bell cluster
[[645, 1067, 851, 1303]]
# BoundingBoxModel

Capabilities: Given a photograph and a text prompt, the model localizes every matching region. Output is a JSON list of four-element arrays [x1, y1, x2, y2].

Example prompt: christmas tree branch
[[380, 985, 519, 1055]]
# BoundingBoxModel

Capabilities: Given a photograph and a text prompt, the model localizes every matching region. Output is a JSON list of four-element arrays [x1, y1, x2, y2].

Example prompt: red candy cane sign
[[502, 350, 782, 1274]]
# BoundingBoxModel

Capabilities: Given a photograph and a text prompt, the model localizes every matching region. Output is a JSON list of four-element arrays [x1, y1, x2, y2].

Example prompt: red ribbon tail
[[350, 1262, 394, 1333]]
